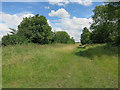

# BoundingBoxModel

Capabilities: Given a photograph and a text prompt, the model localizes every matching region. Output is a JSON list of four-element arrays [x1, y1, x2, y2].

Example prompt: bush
[[2, 34, 28, 46], [53, 31, 75, 44], [67, 38, 75, 44]]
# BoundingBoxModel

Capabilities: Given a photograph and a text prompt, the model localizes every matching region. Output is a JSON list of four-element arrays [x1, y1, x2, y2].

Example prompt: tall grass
[[2, 44, 118, 88]]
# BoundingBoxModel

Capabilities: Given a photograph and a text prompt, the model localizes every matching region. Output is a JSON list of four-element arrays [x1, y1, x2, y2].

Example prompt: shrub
[[53, 31, 75, 44], [2, 34, 28, 46]]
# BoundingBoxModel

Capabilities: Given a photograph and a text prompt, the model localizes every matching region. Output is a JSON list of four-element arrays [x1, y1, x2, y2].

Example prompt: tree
[[17, 14, 53, 44], [90, 5, 111, 43], [90, 2, 120, 46], [81, 27, 91, 45], [67, 37, 75, 44], [54, 31, 75, 44], [2, 34, 28, 46], [2, 14, 54, 46], [106, 2, 120, 46], [2, 28, 29, 46]]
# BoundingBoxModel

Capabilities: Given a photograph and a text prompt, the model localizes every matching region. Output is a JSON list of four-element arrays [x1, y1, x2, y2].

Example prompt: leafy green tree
[[81, 27, 91, 45], [106, 2, 120, 46], [2, 34, 28, 46], [17, 14, 53, 44], [90, 5, 110, 43], [2, 27, 28, 46], [67, 37, 75, 44], [54, 31, 75, 44], [2, 14, 54, 46], [90, 2, 120, 46]]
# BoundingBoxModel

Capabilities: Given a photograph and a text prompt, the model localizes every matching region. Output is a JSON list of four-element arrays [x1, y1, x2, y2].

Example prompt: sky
[[0, 1, 104, 42]]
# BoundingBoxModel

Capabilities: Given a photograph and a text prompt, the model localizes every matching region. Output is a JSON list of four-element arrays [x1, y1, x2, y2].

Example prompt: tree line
[[2, 14, 75, 46], [2, 2, 119, 46], [81, 2, 120, 46]]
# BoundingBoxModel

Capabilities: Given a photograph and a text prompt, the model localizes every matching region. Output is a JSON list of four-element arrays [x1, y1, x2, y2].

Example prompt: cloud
[[70, 0, 92, 6], [48, 8, 70, 18], [48, 0, 69, 6], [0, 12, 34, 27], [0, 23, 10, 40], [48, 0, 92, 6], [48, 8, 92, 42], [0, 23, 10, 35], [55, 17, 92, 42], [44, 6, 50, 9], [57, 3, 64, 6], [0, 12, 34, 40], [3, 0, 92, 6], [47, 19, 51, 26], [47, 19, 54, 31]]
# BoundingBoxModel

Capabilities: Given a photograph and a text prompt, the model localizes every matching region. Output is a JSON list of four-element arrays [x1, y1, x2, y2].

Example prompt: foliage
[[2, 14, 76, 46], [81, 2, 120, 46], [53, 31, 75, 44], [81, 27, 91, 45], [17, 14, 54, 44], [67, 37, 75, 44], [107, 2, 120, 46], [2, 34, 28, 46], [2, 14, 54, 46]]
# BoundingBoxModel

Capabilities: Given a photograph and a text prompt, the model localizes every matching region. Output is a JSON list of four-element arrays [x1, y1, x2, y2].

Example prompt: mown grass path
[[2, 44, 118, 88]]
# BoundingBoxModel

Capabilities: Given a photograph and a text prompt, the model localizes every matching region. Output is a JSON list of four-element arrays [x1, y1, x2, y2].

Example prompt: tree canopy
[[17, 14, 53, 44], [2, 14, 54, 45], [81, 2, 120, 46], [54, 31, 75, 44], [2, 14, 75, 46], [81, 27, 91, 45]]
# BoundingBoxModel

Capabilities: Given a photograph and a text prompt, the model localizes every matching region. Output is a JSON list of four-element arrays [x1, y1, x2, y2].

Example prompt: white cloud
[[70, 0, 92, 6], [54, 17, 92, 42], [0, 12, 34, 40], [48, 8, 92, 42], [48, 0, 92, 6], [47, 19, 55, 32], [44, 6, 50, 9], [0, 12, 20, 27], [48, 8, 70, 18], [57, 3, 64, 6], [0, 12, 34, 27], [49, 0, 69, 6], [20, 13, 34, 18], [47, 19, 51, 26], [3, 0, 92, 6], [0, 23, 10, 40], [0, 23, 10, 34], [48, 2, 67, 6]]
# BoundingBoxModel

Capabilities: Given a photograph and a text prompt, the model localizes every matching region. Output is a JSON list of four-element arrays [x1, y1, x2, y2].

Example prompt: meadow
[[2, 44, 118, 88]]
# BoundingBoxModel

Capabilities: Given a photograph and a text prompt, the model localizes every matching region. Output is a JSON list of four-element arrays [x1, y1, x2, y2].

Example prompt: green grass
[[2, 43, 118, 88]]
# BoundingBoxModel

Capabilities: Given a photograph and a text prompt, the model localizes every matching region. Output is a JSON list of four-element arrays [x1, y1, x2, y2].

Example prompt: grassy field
[[2, 43, 118, 88]]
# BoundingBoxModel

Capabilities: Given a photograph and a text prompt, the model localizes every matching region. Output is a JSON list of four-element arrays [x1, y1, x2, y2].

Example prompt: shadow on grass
[[75, 44, 118, 60]]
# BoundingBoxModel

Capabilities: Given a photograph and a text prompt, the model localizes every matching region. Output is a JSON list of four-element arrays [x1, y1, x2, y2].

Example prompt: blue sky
[[0, 1, 103, 41], [2, 2, 103, 18]]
